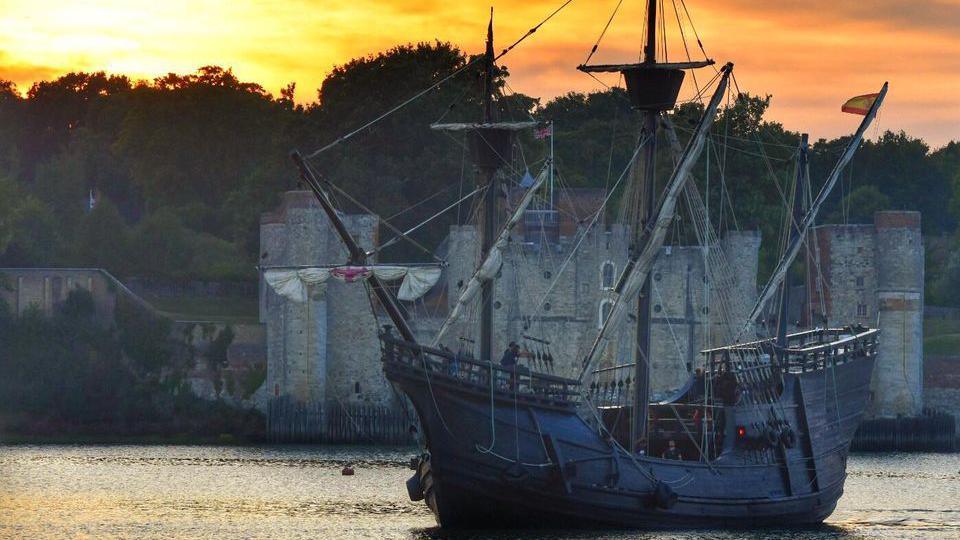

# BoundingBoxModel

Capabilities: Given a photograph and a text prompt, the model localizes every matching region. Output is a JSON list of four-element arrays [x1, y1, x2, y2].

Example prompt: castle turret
[[873, 211, 924, 417], [260, 192, 385, 409]]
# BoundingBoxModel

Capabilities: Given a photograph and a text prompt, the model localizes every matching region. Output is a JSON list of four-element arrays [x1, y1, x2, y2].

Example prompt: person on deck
[[500, 342, 530, 389], [499, 342, 530, 368], [633, 438, 647, 455], [662, 439, 683, 460]]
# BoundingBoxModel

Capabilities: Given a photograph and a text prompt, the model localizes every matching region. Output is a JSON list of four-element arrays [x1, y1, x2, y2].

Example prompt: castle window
[[601, 261, 615, 289], [856, 276, 864, 287], [599, 300, 614, 329], [857, 304, 867, 317], [354, 382, 361, 394]]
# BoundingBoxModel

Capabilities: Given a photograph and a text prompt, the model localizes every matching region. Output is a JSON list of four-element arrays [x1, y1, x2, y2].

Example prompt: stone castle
[[806, 211, 924, 417], [258, 189, 926, 431]]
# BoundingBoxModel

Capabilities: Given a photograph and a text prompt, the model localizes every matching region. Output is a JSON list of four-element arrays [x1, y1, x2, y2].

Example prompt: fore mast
[[432, 10, 529, 362], [579, 0, 714, 451]]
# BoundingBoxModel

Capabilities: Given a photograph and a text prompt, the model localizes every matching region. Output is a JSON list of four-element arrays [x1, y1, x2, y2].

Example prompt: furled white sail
[[264, 265, 442, 303], [579, 64, 733, 379], [432, 166, 549, 346], [741, 82, 888, 338]]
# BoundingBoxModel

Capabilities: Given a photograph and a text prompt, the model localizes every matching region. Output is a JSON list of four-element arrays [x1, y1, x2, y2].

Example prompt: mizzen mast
[[579, 0, 714, 451], [775, 133, 809, 351]]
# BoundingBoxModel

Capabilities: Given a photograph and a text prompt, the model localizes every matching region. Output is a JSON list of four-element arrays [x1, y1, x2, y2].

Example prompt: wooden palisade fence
[[267, 397, 415, 445]]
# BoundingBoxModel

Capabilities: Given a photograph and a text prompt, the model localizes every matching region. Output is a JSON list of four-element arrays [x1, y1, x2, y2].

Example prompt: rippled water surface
[[0, 445, 957, 539]]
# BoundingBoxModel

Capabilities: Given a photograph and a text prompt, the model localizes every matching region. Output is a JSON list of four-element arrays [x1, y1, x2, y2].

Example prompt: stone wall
[[261, 189, 766, 414], [809, 211, 925, 418], [259, 193, 930, 427], [874, 211, 924, 417], [260, 192, 393, 408], [0, 268, 121, 323]]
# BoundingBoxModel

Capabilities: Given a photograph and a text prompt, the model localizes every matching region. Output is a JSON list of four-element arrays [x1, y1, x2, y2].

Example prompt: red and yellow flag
[[842, 93, 880, 115]]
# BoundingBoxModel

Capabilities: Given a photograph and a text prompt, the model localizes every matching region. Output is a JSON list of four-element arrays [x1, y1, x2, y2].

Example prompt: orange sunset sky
[[1, 0, 957, 146]]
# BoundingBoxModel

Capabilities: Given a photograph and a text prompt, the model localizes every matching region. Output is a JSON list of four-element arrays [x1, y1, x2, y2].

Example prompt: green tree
[[129, 208, 194, 280], [0, 197, 60, 266], [825, 185, 891, 225], [75, 197, 130, 273]]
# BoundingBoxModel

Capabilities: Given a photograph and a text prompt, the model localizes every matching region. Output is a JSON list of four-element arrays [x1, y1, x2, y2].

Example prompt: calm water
[[0, 445, 958, 539]]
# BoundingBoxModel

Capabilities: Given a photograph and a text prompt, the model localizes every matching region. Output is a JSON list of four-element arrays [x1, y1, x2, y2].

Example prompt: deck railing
[[703, 325, 878, 376], [380, 330, 581, 405]]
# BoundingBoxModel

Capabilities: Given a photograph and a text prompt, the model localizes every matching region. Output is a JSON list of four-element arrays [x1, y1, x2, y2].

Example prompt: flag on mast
[[534, 123, 553, 139], [842, 93, 881, 115]]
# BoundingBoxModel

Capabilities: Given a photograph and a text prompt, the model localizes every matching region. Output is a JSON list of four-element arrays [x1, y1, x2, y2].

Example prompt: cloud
[[0, 52, 61, 91], [714, 0, 960, 36], [0, 0, 956, 145]]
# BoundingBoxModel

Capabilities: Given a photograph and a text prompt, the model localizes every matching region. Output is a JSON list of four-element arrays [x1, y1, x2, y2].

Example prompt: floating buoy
[[341, 464, 355, 476]]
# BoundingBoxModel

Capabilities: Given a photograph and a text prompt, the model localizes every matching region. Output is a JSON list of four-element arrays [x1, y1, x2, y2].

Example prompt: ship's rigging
[[268, 4, 890, 526]]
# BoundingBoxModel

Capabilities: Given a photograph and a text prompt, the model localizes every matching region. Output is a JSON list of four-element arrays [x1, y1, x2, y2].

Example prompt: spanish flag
[[842, 93, 881, 115]]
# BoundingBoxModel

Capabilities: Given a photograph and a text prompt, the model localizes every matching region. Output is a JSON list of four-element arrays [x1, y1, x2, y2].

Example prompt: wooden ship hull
[[387, 327, 878, 528]]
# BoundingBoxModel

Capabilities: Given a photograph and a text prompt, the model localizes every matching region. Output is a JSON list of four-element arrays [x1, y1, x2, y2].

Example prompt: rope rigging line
[[659, 0, 668, 63], [583, 0, 625, 65], [305, 56, 482, 159], [495, 0, 576, 62], [307, 160, 444, 262], [374, 185, 485, 255], [671, 0, 700, 102], [528, 135, 651, 326], [305, 0, 576, 160], [678, 0, 708, 60], [386, 180, 458, 221]]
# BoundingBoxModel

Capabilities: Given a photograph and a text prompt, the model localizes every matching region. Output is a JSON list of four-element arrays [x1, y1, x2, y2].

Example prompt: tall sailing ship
[[280, 0, 887, 528]]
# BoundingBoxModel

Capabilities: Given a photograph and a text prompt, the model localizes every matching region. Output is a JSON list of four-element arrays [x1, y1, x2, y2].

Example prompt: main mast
[[579, 0, 714, 451], [478, 11, 501, 363], [632, 0, 660, 454]]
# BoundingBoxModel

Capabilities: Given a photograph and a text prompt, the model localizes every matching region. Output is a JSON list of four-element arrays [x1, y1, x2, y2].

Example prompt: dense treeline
[[0, 288, 263, 440], [1, 42, 958, 303]]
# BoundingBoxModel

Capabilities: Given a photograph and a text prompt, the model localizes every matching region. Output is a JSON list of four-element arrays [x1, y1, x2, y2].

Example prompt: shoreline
[[0, 432, 264, 446]]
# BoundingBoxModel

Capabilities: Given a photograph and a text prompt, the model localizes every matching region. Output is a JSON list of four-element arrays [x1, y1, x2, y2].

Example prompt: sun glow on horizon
[[1, 0, 958, 146]]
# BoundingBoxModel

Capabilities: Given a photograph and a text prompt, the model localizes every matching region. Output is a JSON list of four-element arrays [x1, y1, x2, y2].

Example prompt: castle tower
[[807, 211, 924, 418], [873, 211, 924, 416], [260, 191, 386, 407]]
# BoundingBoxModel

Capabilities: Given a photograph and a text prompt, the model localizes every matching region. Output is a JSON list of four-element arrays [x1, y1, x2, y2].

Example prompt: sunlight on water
[[0, 445, 957, 539]]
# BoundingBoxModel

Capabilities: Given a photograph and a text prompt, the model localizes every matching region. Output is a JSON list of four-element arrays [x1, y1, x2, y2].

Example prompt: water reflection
[[0, 445, 957, 539]]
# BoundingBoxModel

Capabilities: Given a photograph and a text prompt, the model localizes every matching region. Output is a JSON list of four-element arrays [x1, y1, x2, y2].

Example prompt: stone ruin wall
[[261, 191, 766, 410], [260, 193, 929, 420]]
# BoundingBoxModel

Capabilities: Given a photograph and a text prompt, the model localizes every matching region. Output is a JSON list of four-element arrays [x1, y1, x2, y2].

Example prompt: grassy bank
[[925, 318, 960, 357], [143, 294, 259, 324]]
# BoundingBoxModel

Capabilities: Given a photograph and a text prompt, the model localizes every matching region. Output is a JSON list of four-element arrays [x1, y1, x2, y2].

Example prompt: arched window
[[599, 300, 614, 329], [601, 261, 616, 289]]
